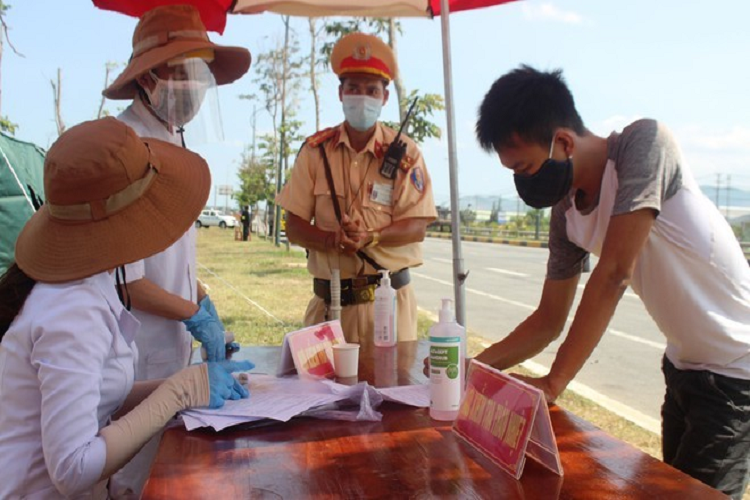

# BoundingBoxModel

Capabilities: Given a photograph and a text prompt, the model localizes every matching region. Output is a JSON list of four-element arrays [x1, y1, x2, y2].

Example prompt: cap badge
[[353, 43, 372, 61]]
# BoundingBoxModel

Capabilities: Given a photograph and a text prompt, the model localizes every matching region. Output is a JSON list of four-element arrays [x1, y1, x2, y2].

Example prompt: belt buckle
[[353, 285, 375, 304]]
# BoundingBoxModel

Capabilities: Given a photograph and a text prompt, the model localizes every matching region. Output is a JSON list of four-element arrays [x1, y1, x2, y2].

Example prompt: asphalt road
[[411, 237, 666, 433]]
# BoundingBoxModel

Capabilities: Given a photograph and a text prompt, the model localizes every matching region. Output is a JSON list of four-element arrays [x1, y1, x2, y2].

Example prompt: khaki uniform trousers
[[304, 283, 417, 347]]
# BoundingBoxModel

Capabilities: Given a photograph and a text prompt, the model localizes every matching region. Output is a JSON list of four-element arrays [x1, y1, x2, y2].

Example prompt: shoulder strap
[[318, 144, 385, 272], [319, 144, 343, 223]]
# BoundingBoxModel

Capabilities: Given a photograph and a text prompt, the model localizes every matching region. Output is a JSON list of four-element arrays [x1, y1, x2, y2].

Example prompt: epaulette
[[399, 153, 416, 172], [306, 127, 339, 148]]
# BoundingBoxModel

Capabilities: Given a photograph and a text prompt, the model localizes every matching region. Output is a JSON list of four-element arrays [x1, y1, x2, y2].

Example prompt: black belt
[[313, 268, 411, 307]]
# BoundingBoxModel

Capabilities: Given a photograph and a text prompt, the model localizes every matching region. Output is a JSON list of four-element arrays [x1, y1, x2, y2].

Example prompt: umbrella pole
[[438, 0, 467, 327]]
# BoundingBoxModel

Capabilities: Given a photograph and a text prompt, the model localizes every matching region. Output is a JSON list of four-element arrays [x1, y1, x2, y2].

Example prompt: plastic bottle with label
[[429, 298, 466, 421], [373, 270, 397, 347]]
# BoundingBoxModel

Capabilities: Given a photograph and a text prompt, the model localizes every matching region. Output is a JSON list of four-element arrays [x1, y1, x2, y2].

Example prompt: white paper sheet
[[180, 374, 430, 431]]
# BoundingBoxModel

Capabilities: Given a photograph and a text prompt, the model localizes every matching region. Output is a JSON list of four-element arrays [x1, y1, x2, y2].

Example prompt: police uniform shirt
[[277, 122, 438, 279]]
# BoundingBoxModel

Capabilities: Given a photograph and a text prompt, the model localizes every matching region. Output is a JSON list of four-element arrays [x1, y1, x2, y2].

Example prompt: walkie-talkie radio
[[380, 98, 418, 180]]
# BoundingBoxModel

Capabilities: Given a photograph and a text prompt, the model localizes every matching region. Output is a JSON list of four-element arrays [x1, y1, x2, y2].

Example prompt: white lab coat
[[117, 98, 198, 381], [112, 98, 200, 499], [0, 272, 138, 499]]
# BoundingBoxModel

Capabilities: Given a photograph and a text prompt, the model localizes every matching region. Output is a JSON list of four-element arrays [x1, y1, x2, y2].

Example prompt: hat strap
[[47, 166, 158, 222], [133, 30, 209, 57]]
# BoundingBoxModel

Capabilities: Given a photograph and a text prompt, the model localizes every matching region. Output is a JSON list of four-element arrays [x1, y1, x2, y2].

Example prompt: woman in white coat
[[0, 117, 252, 499]]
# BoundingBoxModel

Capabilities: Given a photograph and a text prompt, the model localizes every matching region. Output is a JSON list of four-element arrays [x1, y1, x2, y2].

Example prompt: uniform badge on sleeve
[[410, 166, 425, 193]]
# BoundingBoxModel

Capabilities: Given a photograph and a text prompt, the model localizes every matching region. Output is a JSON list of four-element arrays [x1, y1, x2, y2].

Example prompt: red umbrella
[[92, 0, 234, 33], [93, 0, 520, 30], [429, 0, 518, 15]]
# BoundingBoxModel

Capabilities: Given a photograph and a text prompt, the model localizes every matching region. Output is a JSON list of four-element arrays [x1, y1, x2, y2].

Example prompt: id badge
[[370, 183, 393, 206]]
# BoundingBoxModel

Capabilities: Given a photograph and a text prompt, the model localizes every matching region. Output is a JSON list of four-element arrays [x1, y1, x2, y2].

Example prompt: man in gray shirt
[[474, 65, 750, 499]]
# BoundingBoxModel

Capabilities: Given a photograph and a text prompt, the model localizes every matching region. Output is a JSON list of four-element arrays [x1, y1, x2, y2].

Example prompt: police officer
[[277, 33, 437, 345]]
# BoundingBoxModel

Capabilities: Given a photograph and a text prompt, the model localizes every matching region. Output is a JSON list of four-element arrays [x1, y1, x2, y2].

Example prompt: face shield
[[144, 57, 224, 144]]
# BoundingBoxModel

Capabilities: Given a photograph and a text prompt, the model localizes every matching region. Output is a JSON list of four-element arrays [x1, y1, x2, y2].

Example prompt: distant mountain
[[434, 186, 750, 213], [699, 185, 750, 208]]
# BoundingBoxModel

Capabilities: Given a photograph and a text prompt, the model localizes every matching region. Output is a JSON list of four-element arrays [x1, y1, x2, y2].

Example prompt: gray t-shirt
[[547, 119, 684, 280]]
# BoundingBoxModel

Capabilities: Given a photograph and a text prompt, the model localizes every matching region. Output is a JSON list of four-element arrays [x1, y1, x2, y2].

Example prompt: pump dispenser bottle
[[429, 298, 466, 421], [373, 270, 397, 347]]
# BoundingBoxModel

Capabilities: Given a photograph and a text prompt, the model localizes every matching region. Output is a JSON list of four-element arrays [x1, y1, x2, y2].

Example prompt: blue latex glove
[[201, 295, 223, 325], [202, 295, 242, 354], [207, 360, 255, 409], [183, 297, 224, 362]]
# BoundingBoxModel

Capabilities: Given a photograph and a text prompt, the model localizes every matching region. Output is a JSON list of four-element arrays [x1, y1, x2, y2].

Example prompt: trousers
[[661, 356, 750, 499]]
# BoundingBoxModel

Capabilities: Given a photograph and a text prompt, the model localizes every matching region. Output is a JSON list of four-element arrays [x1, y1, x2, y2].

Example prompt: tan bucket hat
[[104, 4, 251, 100], [15, 117, 210, 283]]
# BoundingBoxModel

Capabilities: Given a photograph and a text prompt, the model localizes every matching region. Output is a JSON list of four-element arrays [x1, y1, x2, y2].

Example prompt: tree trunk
[[275, 16, 291, 247], [51, 68, 65, 136], [387, 18, 407, 122], [309, 18, 321, 132], [97, 64, 111, 119]]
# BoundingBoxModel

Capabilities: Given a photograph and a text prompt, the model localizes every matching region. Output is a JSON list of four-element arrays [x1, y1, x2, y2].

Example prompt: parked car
[[196, 209, 238, 229]]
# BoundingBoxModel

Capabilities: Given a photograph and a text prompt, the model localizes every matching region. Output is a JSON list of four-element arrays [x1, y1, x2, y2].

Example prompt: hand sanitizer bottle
[[429, 298, 466, 421], [373, 270, 397, 347]]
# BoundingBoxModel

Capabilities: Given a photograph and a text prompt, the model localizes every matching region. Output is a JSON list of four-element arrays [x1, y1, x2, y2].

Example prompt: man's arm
[[342, 215, 431, 250], [474, 274, 579, 370], [285, 212, 340, 252], [526, 208, 657, 401], [119, 278, 198, 320]]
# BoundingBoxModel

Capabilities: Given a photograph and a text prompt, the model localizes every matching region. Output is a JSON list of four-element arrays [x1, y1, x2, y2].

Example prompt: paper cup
[[332, 343, 360, 378]]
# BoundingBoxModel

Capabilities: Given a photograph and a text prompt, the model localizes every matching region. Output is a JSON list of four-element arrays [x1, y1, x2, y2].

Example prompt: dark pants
[[242, 225, 250, 241], [662, 356, 750, 499]]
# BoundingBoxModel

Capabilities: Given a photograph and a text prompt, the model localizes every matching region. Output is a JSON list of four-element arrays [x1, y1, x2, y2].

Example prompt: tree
[[382, 90, 445, 145], [488, 199, 502, 226], [459, 206, 476, 226], [307, 18, 325, 132], [97, 61, 120, 119], [0, 1, 21, 135], [235, 138, 277, 209], [241, 20, 306, 245]]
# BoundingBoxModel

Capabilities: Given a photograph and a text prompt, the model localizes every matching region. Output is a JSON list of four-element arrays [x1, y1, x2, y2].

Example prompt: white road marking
[[487, 267, 530, 278], [473, 340, 660, 434], [519, 359, 661, 435], [412, 272, 534, 311], [417, 312, 662, 434], [414, 272, 664, 350]]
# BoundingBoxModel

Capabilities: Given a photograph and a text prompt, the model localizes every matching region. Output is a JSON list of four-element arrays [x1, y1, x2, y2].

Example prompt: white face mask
[[144, 71, 209, 127], [342, 94, 383, 131]]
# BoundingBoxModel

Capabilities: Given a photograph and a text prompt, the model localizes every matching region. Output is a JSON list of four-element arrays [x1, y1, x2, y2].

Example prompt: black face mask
[[513, 139, 574, 209]]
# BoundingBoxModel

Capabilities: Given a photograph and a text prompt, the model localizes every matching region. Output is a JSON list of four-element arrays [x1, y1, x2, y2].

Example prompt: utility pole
[[726, 175, 731, 218], [715, 173, 722, 208]]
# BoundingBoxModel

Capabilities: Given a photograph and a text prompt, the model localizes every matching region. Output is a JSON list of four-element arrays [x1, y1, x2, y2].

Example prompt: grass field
[[196, 228, 663, 457]]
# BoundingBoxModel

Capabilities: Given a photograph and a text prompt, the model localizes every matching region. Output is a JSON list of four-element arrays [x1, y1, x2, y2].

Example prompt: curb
[[426, 232, 548, 249]]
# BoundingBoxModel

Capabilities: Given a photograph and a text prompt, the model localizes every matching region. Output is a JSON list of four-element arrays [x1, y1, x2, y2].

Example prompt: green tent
[[0, 132, 45, 275]]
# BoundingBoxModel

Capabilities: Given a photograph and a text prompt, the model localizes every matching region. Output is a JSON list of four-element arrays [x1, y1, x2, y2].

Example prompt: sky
[[4, 0, 750, 210]]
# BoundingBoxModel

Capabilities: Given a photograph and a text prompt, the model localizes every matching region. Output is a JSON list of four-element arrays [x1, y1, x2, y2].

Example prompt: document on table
[[181, 374, 430, 431]]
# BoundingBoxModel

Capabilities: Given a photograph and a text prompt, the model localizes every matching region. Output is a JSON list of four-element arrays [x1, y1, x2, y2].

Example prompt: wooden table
[[143, 342, 726, 499]]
